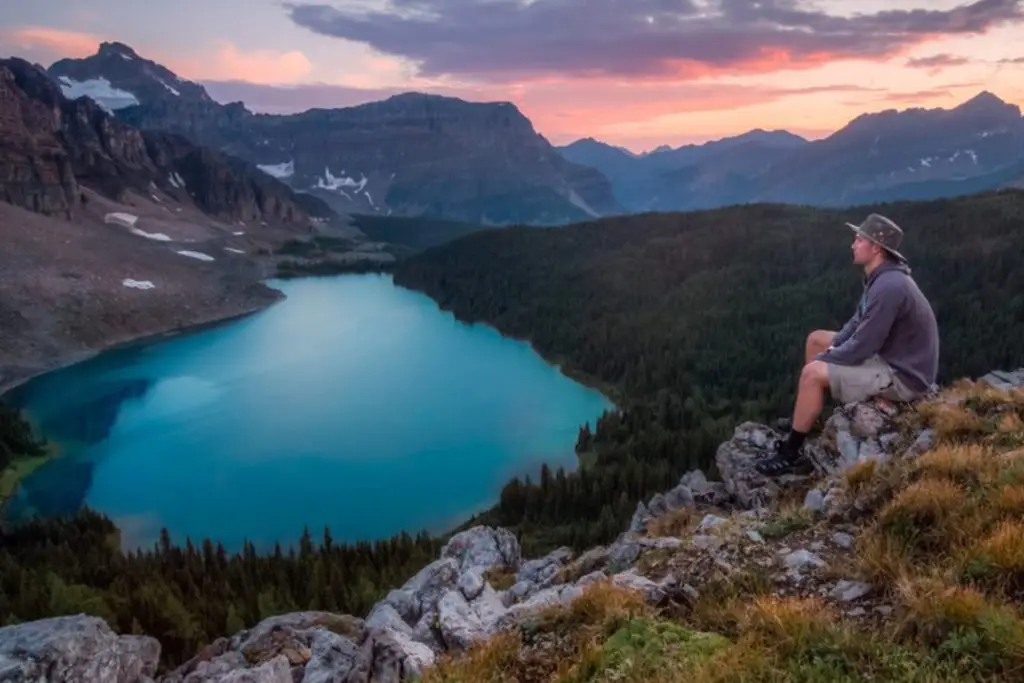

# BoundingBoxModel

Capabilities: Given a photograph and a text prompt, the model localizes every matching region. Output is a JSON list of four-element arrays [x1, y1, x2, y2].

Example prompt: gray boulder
[[440, 527, 520, 575], [0, 615, 160, 683], [714, 422, 787, 509], [979, 368, 1024, 390]]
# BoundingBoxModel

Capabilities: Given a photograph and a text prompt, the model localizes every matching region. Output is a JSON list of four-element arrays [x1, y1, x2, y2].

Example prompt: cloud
[[999, 55, 1024, 62], [284, 0, 1024, 82], [873, 82, 985, 102], [0, 26, 311, 86], [906, 53, 972, 68], [172, 43, 312, 84], [1, 26, 104, 62]]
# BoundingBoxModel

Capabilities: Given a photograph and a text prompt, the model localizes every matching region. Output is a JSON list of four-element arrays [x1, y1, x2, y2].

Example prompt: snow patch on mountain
[[315, 167, 367, 193], [567, 189, 600, 218], [130, 228, 172, 242], [104, 212, 138, 228], [57, 76, 139, 113], [257, 161, 295, 179], [159, 79, 180, 97], [176, 250, 215, 262]]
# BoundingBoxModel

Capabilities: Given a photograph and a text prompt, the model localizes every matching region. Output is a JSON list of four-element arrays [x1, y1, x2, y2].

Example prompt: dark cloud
[[906, 54, 972, 68], [284, 0, 1024, 80], [999, 56, 1024, 62]]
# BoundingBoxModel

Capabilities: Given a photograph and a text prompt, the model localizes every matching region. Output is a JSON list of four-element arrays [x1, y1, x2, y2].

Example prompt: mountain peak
[[48, 43, 213, 112], [954, 90, 1012, 113], [96, 41, 140, 61]]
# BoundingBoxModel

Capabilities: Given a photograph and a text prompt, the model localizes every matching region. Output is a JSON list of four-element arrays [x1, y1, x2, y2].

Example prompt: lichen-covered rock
[[402, 557, 460, 621], [216, 655, 291, 683], [979, 368, 1024, 390], [440, 526, 520, 575], [714, 422, 787, 509], [0, 615, 160, 683], [604, 536, 644, 573], [365, 604, 412, 637], [609, 569, 674, 604], [829, 580, 872, 603], [378, 590, 418, 625], [436, 592, 481, 651], [515, 546, 573, 586]]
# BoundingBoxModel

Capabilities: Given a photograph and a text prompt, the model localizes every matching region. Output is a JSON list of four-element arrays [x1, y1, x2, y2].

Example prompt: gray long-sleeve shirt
[[817, 261, 940, 395]]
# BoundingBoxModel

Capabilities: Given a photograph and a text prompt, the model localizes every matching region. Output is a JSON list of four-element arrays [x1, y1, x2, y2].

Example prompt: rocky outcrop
[[48, 44, 622, 225], [0, 56, 331, 227], [6, 368, 1022, 682], [0, 62, 80, 217], [0, 615, 160, 682]]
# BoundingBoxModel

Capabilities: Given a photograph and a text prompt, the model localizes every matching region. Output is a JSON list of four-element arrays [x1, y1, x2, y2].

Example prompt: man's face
[[851, 234, 878, 265]]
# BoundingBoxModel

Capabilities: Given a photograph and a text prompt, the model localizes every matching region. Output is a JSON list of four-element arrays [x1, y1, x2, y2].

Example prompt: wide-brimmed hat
[[845, 213, 907, 263]]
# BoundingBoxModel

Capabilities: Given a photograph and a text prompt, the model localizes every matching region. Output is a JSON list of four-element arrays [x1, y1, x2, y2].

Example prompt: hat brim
[[845, 222, 907, 263]]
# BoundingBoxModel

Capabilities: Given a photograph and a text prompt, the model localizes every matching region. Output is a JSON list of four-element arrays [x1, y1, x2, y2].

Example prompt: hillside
[[394, 189, 1024, 550], [349, 213, 498, 251], [559, 93, 1024, 212], [49, 42, 622, 226], [3, 369, 1024, 682], [2, 188, 1024, 680]]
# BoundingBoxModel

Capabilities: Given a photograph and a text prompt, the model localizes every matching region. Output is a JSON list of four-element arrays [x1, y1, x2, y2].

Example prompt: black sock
[[785, 429, 808, 452]]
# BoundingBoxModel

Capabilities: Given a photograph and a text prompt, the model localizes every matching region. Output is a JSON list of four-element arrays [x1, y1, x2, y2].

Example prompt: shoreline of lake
[[0, 297, 283, 400]]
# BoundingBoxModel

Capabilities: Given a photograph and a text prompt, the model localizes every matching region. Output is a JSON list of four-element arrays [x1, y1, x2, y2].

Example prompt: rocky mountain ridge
[[47, 44, 621, 226], [1, 56, 330, 226], [560, 92, 1024, 212], [5, 367, 1021, 682]]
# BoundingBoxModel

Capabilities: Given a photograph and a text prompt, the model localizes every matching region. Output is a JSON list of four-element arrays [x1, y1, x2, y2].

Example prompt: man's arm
[[817, 276, 904, 366], [829, 308, 860, 350]]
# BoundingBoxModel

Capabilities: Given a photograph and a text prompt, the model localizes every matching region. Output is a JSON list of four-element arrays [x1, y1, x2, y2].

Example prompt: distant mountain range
[[48, 42, 621, 226], [558, 93, 1024, 212], [10, 39, 1024, 227]]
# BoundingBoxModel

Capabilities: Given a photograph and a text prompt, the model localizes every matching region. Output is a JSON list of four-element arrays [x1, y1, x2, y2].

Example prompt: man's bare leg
[[756, 359, 830, 475], [792, 360, 831, 433], [805, 330, 835, 365]]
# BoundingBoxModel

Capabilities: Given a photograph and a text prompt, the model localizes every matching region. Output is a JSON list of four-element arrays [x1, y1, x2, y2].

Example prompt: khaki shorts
[[828, 355, 916, 404]]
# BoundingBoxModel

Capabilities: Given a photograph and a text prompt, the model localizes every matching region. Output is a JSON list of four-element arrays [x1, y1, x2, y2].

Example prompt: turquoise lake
[[3, 274, 612, 552]]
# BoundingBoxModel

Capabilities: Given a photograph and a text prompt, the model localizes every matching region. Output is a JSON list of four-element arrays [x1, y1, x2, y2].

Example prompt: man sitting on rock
[[756, 213, 940, 476]]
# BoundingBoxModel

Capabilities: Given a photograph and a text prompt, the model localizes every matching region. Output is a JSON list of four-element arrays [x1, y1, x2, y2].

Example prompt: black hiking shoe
[[755, 439, 814, 477]]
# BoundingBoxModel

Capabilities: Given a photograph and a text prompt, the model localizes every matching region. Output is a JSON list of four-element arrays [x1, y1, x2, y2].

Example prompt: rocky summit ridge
[[3, 368, 1024, 682]]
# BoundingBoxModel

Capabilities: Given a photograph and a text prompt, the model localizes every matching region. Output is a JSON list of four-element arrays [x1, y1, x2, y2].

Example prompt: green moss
[[560, 618, 729, 682], [760, 509, 813, 540]]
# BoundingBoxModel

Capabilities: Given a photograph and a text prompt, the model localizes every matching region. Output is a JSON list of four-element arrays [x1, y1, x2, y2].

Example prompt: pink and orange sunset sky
[[3, 0, 1024, 152]]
